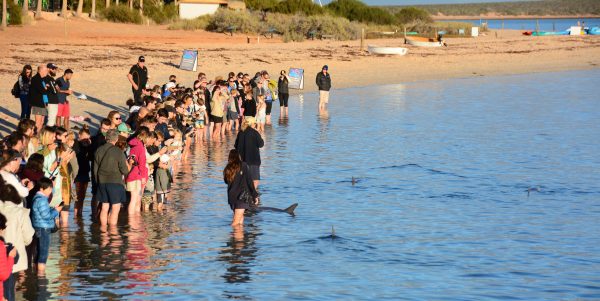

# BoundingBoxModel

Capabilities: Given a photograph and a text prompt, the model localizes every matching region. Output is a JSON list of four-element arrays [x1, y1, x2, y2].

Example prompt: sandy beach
[[1, 19, 599, 135]]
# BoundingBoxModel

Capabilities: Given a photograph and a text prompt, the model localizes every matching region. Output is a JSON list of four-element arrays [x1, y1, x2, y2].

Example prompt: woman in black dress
[[223, 149, 259, 226]]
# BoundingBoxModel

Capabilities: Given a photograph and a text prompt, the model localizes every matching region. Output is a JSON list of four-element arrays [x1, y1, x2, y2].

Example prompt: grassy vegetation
[[385, 0, 600, 16], [143, 3, 178, 24], [169, 9, 361, 42], [101, 5, 143, 24]]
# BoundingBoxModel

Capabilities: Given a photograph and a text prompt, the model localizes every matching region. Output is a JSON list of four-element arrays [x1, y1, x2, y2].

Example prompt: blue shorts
[[35, 228, 52, 264], [95, 183, 126, 205]]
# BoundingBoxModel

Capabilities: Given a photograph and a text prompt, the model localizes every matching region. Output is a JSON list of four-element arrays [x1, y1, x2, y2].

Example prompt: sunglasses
[[114, 117, 121, 120]]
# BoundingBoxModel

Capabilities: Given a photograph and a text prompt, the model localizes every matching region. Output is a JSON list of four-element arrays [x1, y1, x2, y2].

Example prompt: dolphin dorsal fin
[[284, 203, 298, 215]]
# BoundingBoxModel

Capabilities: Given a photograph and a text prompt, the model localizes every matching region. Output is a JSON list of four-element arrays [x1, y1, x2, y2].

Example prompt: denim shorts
[[35, 227, 52, 264]]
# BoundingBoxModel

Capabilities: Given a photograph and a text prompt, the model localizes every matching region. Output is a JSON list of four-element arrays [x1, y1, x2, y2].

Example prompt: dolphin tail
[[284, 203, 298, 215]]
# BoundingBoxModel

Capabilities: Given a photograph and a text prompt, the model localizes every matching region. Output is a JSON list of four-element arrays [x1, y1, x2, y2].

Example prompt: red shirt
[[0, 239, 15, 297]]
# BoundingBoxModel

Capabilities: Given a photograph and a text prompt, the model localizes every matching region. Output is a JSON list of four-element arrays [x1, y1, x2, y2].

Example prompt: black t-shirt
[[242, 99, 257, 117], [56, 76, 70, 104], [129, 64, 148, 91], [45, 76, 59, 104]]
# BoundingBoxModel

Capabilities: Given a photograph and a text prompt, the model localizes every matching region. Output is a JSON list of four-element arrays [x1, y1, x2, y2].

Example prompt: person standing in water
[[234, 117, 264, 190], [278, 70, 290, 117], [223, 149, 259, 227], [316, 65, 331, 111]]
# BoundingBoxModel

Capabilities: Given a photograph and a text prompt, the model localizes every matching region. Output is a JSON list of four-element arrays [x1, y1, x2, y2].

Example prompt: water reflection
[[218, 224, 260, 285]]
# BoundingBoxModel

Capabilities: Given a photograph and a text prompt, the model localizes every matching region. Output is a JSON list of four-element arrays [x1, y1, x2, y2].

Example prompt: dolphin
[[526, 187, 541, 197], [247, 203, 298, 216]]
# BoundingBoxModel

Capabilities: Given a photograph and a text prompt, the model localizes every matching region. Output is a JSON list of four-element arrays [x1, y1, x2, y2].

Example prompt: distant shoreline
[[433, 15, 600, 21]]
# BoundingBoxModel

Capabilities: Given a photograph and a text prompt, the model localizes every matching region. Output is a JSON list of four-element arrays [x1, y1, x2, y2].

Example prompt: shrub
[[8, 1, 22, 25], [273, 0, 324, 16], [326, 0, 396, 25], [101, 5, 142, 24], [144, 3, 178, 24], [168, 15, 211, 30], [266, 12, 361, 42], [395, 7, 431, 25], [207, 9, 262, 33], [244, 0, 278, 11]]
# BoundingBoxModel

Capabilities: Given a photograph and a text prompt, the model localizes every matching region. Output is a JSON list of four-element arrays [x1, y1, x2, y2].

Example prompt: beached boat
[[587, 27, 600, 35], [523, 30, 570, 36], [368, 45, 409, 56], [404, 37, 444, 47]]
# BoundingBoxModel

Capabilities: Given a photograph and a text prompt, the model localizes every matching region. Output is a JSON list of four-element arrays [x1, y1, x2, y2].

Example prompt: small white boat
[[368, 45, 409, 56], [405, 37, 444, 47]]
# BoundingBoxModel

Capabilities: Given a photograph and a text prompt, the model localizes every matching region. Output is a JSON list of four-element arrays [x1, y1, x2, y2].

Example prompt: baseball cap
[[47, 63, 58, 69], [138, 56, 145, 62], [160, 154, 170, 163], [165, 82, 176, 90], [322, 65, 328, 70]]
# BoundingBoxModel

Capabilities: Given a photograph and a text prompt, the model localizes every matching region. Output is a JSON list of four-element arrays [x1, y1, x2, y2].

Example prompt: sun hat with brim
[[117, 123, 133, 134]]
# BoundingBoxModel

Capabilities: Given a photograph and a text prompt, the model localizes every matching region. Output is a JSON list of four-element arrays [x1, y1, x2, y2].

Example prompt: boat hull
[[368, 45, 409, 56], [405, 37, 443, 47]]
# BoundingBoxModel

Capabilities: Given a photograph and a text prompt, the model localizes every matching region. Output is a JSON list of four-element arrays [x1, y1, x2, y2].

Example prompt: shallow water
[[443, 18, 600, 31], [17, 69, 600, 300]]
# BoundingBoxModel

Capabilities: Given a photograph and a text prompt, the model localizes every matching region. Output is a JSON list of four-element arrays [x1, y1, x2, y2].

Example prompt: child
[[155, 154, 172, 211], [256, 94, 266, 132], [170, 130, 183, 160], [31, 177, 60, 276], [227, 90, 241, 132], [193, 99, 208, 141], [0, 213, 16, 294]]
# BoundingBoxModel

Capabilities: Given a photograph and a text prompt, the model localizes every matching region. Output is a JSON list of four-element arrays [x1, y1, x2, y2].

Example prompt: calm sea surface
[[17, 69, 600, 300], [443, 18, 600, 31]]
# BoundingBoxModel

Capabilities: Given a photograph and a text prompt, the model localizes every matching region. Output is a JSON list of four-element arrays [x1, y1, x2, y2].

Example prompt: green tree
[[326, 0, 395, 25], [244, 0, 278, 11], [275, 0, 323, 15], [395, 7, 431, 25]]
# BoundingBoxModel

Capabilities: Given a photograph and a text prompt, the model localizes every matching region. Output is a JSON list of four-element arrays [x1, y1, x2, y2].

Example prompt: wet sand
[[1, 19, 599, 135]]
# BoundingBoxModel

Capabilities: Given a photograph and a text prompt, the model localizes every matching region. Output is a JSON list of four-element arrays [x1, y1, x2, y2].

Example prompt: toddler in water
[[193, 98, 208, 141], [155, 154, 172, 211], [170, 130, 183, 160], [256, 94, 266, 132]]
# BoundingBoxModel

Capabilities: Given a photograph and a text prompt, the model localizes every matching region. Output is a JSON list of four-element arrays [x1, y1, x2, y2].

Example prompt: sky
[[319, 0, 527, 6]]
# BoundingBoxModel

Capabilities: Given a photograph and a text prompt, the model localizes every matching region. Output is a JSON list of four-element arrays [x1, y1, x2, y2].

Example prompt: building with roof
[[178, 0, 230, 19]]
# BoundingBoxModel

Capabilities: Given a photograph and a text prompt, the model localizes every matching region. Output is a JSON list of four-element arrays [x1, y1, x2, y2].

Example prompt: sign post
[[288, 68, 304, 90], [179, 50, 198, 72]]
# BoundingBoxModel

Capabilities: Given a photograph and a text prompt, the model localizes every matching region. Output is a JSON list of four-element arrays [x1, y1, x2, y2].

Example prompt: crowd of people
[[0, 56, 332, 300]]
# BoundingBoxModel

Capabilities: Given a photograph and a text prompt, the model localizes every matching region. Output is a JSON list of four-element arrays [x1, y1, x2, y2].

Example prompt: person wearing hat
[[316, 65, 332, 110], [155, 154, 171, 211], [234, 116, 264, 190], [128, 56, 148, 103], [45, 63, 60, 127], [117, 123, 134, 138]]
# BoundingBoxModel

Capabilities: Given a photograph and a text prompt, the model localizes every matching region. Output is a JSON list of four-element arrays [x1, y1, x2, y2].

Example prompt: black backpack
[[10, 80, 20, 98]]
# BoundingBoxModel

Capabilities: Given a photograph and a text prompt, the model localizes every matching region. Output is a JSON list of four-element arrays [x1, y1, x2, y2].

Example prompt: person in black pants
[[127, 56, 148, 103], [278, 70, 290, 117], [223, 149, 259, 227]]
